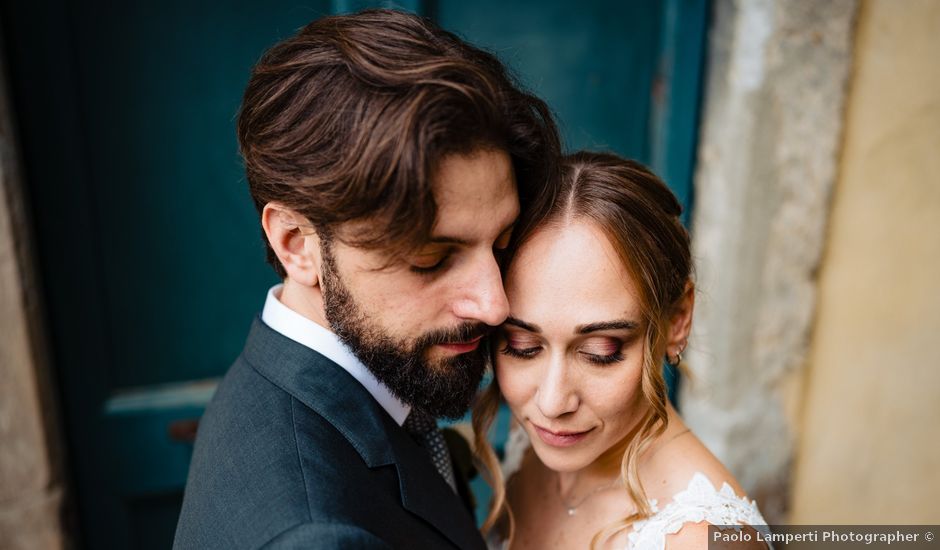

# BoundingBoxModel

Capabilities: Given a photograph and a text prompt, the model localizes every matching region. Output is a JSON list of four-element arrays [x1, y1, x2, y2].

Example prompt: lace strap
[[627, 473, 770, 550]]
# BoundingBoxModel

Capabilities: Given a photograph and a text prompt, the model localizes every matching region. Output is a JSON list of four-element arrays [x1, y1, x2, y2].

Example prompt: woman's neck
[[554, 403, 684, 498]]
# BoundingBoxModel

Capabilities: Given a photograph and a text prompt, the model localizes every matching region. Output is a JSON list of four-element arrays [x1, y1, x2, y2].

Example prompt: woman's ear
[[666, 281, 695, 362], [261, 202, 323, 287]]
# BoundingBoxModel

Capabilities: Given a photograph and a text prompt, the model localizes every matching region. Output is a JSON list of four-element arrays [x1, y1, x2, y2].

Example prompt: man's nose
[[450, 251, 510, 326], [536, 356, 579, 419]]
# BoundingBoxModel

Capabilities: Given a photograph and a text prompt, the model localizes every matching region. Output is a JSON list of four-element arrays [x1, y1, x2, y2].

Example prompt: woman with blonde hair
[[473, 152, 769, 549]]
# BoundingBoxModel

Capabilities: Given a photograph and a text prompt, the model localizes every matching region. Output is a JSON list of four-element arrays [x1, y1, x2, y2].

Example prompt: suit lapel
[[385, 416, 485, 550], [242, 318, 484, 550]]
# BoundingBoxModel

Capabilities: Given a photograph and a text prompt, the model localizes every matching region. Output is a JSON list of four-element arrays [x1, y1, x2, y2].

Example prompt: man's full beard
[[319, 245, 488, 419]]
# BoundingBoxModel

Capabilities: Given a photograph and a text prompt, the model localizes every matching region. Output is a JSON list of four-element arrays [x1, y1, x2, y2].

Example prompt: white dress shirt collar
[[261, 284, 411, 426]]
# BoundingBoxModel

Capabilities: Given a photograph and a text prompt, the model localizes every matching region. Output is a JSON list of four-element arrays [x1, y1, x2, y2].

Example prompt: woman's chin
[[530, 442, 596, 473]]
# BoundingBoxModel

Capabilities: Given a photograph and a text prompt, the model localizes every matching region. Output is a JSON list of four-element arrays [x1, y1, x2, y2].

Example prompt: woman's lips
[[531, 422, 594, 448], [437, 335, 484, 354]]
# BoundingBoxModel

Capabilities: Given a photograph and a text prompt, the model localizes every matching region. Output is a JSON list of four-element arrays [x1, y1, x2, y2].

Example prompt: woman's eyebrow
[[575, 320, 639, 334], [504, 316, 541, 333]]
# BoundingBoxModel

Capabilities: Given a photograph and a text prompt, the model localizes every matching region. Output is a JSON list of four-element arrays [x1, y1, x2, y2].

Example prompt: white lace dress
[[495, 428, 772, 550]]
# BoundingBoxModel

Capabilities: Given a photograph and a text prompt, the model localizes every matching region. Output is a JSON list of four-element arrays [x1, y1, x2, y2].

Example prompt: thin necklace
[[558, 428, 692, 517], [558, 476, 621, 517]]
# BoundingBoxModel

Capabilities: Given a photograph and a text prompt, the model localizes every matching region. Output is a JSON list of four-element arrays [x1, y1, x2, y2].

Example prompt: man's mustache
[[417, 322, 490, 348]]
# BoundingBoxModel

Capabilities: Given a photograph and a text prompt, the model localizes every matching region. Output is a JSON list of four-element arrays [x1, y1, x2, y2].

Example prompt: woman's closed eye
[[499, 334, 542, 359], [578, 337, 624, 365]]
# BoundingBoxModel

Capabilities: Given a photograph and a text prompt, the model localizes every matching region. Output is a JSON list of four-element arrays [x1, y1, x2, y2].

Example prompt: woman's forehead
[[505, 221, 641, 328]]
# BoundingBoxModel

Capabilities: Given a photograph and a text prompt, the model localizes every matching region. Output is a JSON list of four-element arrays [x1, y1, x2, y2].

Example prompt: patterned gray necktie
[[403, 409, 457, 493]]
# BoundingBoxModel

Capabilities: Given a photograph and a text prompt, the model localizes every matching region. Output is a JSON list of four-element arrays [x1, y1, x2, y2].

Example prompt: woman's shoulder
[[627, 470, 769, 550], [629, 430, 770, 549], [642, 427, 745, 503]]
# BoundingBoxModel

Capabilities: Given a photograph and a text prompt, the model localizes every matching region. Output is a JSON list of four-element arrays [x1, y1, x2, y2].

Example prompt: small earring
[[668, 345, 684, 366]]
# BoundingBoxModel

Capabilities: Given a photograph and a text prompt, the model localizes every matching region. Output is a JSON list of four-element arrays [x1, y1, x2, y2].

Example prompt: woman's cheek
[[496, 362, 530, 411], [598, 373, 644, 419]]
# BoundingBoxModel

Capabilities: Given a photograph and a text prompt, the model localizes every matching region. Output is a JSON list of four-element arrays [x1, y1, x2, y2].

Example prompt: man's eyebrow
[[504, 316, 541, 333], [427, 220, 517, 246], [575, 320, 640, 334]]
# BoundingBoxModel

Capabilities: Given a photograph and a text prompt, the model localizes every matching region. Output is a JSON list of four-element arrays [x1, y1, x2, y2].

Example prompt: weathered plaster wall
[[789, 0, 940, 523], [681, 0, 858, 522], [0, 43, 68, 549]]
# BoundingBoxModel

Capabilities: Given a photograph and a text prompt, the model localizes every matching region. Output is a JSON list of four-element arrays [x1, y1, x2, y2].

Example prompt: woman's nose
[[535, 357, 579, 418]]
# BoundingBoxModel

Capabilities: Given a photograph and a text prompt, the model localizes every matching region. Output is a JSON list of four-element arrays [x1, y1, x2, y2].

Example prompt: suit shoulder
[[178, 359, 317, 548], [261, 522, 394, 549]]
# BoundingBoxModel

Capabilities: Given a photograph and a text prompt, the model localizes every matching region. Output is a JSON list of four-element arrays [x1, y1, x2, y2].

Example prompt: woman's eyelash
[[499, 345, 541, 359], [582, 351, 624, 365], [500, 347, 624, 364]]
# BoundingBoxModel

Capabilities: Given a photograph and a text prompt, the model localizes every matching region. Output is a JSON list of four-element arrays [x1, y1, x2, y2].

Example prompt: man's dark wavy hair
[[237, 9, 561, 276]]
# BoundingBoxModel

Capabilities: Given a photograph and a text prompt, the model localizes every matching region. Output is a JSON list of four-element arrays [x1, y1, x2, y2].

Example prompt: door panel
[[67, 1, 312, 388], [1, 0, 706, 547], [438, 0, 662, 161]]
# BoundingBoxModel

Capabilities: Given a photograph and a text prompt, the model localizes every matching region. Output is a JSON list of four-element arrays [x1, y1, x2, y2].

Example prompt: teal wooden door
[[2, 1, 706, 547]]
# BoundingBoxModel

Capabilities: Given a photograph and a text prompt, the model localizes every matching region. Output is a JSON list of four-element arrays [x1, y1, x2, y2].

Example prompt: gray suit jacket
[[174, 318, 485, 549]]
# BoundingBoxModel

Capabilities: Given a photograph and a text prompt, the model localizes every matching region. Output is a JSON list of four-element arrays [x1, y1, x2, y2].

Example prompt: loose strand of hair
[[472, 381, 515, 541]]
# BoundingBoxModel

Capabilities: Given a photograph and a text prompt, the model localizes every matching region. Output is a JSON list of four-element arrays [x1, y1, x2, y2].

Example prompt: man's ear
[[261, 203, 323, 287], [666, 280, 695, 360]]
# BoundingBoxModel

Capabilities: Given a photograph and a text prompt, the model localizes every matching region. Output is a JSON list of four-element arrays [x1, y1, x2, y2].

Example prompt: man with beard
[[174, 9, 560, 550]]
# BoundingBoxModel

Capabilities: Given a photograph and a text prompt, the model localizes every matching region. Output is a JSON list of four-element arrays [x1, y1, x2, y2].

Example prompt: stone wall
[[789, 0, 940, 522], [680, 0, 858, 522]]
